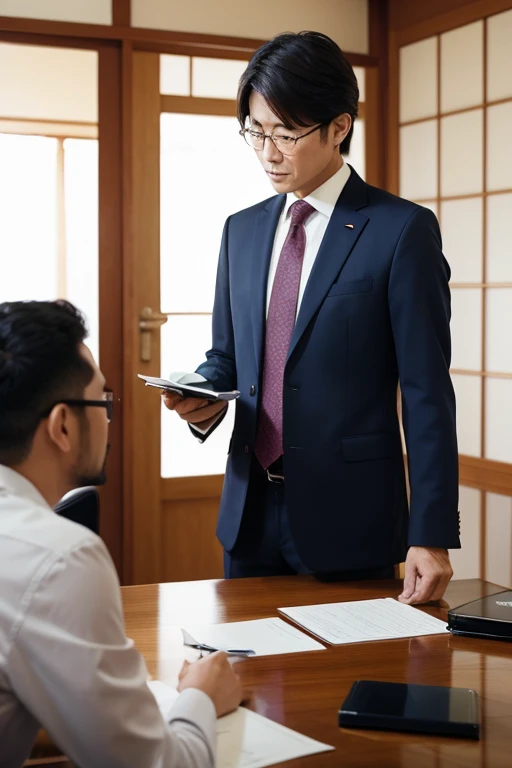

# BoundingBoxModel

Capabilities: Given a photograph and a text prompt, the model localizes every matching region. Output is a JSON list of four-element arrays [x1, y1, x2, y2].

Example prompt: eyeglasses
[[42, 389, 116, 423], [240, 124, 324, 156]]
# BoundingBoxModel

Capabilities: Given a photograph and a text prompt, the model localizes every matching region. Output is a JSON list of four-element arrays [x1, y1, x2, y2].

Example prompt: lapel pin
[[345, 224, 354, 229]]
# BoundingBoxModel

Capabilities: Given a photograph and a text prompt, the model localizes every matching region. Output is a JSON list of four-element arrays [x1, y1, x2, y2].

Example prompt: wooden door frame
[[0, 30, 125, 575]]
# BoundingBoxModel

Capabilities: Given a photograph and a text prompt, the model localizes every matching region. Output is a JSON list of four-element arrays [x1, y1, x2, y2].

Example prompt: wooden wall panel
[[126, 51, 162, 585], [389, 0, 512, 45], [161, 499, 224, 582]]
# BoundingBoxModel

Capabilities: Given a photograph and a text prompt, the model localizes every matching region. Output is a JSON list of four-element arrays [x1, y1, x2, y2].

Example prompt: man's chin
[[75, 444, 109, 488], [76, 469, 107, 488]]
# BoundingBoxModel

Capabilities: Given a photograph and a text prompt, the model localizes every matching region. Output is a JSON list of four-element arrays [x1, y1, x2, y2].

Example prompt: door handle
[[139, 307, 168, 363]]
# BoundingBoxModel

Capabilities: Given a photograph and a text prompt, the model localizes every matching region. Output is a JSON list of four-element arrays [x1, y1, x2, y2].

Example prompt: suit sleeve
[[388, 207, 460, 549], [191, 216, 237, 442]]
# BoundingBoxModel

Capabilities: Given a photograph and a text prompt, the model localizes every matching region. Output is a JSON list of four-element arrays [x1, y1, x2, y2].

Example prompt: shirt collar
[[0, 464, 51, 511], [284, 162, 352, 220]]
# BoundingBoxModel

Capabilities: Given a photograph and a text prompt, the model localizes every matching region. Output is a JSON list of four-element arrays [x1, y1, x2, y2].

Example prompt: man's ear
[[333, 113, 352, 148], [45, 405, 73, 455]]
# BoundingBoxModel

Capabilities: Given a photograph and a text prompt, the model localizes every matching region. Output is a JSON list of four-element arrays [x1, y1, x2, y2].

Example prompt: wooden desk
[[121, 577, 512, 768], [28, 577, 511, 767]]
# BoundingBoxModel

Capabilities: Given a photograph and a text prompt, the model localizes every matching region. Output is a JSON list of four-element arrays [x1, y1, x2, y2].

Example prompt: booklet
[[278, 598, 448, 645], [138, 371, 240, 401]]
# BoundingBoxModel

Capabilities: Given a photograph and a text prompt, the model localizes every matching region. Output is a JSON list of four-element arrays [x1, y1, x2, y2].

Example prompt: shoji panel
[[0, 0, 111, 24], [399, 120, 437, 200], [486, 493, 512, 588], [487, 9, 512, 102], [440, 22, 483, 113], [450, 487, 480, 579], [399, 37, 437, 123], [441, 197, 483, 283], [451, 374, 481, 457]]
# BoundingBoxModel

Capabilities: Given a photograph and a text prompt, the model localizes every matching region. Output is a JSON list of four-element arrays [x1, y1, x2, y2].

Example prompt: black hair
[[0, 300, 93, 465], [238, 31, 359, 155]]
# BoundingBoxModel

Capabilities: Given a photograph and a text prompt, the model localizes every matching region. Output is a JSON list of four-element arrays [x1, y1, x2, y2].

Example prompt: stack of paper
[[148, 681, 334, 768], [278, 598, 449, 645]]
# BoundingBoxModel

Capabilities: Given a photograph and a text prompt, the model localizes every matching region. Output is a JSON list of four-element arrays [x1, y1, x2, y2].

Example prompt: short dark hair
[[0, 300, 93, 466], [238, 31, 359, 155]]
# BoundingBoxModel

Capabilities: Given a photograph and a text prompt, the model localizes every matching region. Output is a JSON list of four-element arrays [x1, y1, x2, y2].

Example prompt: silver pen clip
[[181, 628, 255, 656]]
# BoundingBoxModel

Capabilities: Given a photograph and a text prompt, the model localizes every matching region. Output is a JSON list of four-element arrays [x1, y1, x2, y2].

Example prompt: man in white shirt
[[163, 31, 460, 603], [0, 299, 242, 768]]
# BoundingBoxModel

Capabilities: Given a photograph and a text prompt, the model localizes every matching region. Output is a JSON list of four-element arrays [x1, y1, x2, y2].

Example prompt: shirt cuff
[[189, 407, 225, 437], [169, 688, 216, 757], [190, 423, 210, 436]]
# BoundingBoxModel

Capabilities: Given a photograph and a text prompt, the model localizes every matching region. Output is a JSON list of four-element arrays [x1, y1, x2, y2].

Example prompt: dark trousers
[[224, 459, 396, 581]]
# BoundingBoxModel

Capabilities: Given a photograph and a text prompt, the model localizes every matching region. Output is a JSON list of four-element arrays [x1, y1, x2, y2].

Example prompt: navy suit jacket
[[197, 167, 460, 572]]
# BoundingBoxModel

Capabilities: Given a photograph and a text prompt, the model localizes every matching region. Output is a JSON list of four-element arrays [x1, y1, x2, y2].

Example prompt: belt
[[266, 457, 284, 483]]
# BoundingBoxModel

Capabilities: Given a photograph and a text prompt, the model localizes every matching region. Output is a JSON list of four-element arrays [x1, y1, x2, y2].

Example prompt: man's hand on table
[[398, 546, 453, 605]]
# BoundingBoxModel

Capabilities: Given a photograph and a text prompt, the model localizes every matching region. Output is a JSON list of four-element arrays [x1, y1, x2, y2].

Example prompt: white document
[[182, 617, 325, 656], [278, 598, 449, 645], [148, 681, 334, 768]]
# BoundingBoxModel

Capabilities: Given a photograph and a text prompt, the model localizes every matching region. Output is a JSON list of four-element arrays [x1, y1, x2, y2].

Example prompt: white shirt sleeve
[[6, 537, 216, 768]]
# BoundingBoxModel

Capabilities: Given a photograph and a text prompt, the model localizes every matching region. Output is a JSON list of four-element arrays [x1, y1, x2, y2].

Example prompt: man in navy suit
[[164, 31, 460, 604]]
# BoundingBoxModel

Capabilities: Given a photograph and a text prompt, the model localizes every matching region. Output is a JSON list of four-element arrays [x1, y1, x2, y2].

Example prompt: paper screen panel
[[399, 37, 437, 123], [485, 378, 512, 463], [192, 58, 247, 99], [399, 120, 437, 200], [451, 374, 481, 457], [0, 0, 111, 24], [486, 193, 512, 282], [441, 110, 483, 197], [486, 102, 512, 192], [450, 486, 481, 579], [160, 55, 190, 96], [486, 493, 512, 588], [440, 22, 483, 113], [487, 9, 512, 102], [485, 288, 512, 372], [441, 197, 483, 283], [450, 288, 482, 371]]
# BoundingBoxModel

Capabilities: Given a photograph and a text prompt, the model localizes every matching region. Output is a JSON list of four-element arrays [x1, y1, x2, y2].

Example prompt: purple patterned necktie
[[254, 199, 315, 470]]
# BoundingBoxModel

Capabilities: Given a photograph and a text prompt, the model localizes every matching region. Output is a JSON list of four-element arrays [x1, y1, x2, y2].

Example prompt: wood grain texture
[[120, 576, 512, 767], [161, 498, 224, 582], [460, 455, 512, 496], [0, 16, 378, 67], [128, 51, 162, 585], [98, 43, 124, 576], [30, 577, 512, 766], [389, 0, 512, 44]]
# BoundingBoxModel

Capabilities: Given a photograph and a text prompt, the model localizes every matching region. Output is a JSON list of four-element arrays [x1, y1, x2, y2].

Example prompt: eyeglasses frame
[[239, 123, 325, 156]]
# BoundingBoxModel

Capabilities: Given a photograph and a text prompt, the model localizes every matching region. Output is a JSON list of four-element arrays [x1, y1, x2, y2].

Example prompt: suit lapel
[[287, 168, 370, 363], [250, 194, 286, 371]]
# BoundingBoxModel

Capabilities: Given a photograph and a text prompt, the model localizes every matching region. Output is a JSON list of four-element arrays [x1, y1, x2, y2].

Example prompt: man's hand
[[162, 391, 227, 430], [177, 651, 243, 717], [398, 546, 453, 605]]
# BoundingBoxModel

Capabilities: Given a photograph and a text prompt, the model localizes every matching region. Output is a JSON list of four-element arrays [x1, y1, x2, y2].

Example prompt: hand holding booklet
[[138, 371, 240, 401]]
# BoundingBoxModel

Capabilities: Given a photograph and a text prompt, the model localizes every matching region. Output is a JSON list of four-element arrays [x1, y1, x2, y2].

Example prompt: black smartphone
[[339, 681, 480, 739]]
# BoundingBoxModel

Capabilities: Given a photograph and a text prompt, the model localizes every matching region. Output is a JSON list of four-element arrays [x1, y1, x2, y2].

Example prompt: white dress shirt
[[191, 162, 351, 437], [266, 161, 351, 317], [0, 465, 216, 768]]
